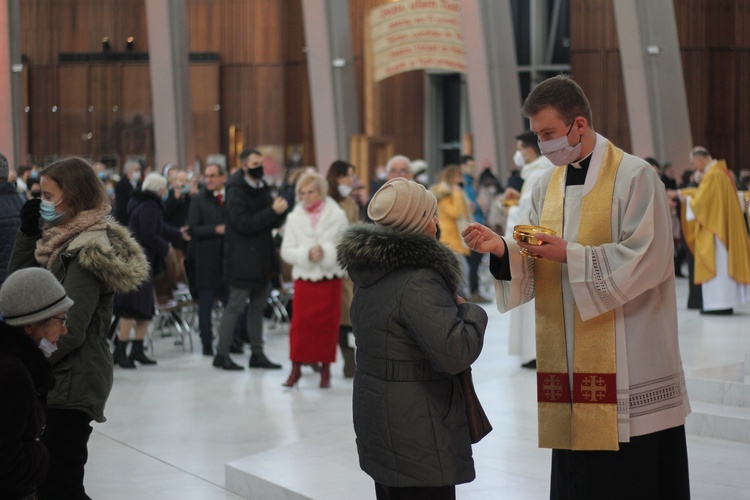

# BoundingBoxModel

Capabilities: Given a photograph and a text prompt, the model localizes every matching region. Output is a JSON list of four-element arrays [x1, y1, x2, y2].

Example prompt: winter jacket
[[337, 224, 488, 487], [187, 187, 226, 290], [223, 170, 286, 288], [431, 182, 472, 256], [9, 220, 148, 422], [0, 324, 53, 499], [0, 182, 25, 285], [115, 190, 182, 318], [280, 198, 349, 282]]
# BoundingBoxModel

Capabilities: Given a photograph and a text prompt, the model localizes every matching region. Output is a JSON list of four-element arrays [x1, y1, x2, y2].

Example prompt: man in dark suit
[[212, 149, 287, 370], [188, 163, 228, 356]]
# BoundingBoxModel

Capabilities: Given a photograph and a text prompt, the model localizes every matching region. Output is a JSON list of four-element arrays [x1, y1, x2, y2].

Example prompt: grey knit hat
[[368, 178, 438, 233], [0, 268, 74, 326]]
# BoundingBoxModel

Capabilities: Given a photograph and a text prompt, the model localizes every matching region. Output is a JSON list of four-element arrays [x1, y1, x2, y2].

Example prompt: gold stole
[[534, 142, 622, 451]]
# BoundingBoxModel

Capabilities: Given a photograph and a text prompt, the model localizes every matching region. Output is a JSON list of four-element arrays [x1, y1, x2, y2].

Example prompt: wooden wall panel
[[284, 62, 314, 166], [378, 71, 424, 160], [57, 65, 91, 157], [90, 64, 121, 159], [253, 66, 285, 145], [737, 0, 750, 49], [706, 51, 735, 160], [28, 66, 59, 164], [736, 51, 750, 168], [190, 64, 221, 162], [186, 0, 222, 53], [118, 64, 152, 162], [706, 0, 735, 49]]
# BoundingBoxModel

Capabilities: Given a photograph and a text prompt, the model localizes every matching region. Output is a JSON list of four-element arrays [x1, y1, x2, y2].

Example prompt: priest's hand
[[519, 233, 567, 262], [462, 223, 505, 257]]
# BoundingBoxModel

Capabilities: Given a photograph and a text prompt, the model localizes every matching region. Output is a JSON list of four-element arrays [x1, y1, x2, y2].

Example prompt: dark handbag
[[458, 366, 493, 443]]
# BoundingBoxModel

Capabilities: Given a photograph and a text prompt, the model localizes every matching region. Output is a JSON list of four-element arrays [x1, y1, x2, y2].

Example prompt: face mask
[[38, 337, 58, 358], [247, 165, 264, 180], [416, 173, 429, 185], [98, 171, 108, 181], [376, 172, 387, 181], [40, 198, 66, 225], [106, 187, 114, 197], [30, 171, 39, 179], [538, 121, 582, 166], [130, 171, 141, 182], [161, 191, 169, 202], [338, 184, 352, 198], [181, 187, 190, 195], [513, 150, 526, 168]]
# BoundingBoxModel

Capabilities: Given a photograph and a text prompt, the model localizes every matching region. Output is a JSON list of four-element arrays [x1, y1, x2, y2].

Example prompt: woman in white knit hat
[[0, 267, 74, 499], [337, 178, 488, 499]]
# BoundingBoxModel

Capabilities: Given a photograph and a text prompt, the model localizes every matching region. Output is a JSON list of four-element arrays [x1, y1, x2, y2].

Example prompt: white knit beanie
[[368, 178, 438, 233], [0, 268, 74, 326]]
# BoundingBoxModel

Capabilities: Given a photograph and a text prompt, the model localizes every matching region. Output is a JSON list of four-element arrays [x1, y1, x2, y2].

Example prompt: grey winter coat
[[9, 221, 148, 422], [337, 224, 488, 488]]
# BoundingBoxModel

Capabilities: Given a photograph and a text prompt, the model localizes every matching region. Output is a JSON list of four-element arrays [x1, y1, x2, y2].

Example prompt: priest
[[463, 75, 691, 500], [676, 147, 750, 314]]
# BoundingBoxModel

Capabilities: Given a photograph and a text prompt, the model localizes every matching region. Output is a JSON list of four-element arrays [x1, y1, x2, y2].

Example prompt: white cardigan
[[280, 197, 349, 281]]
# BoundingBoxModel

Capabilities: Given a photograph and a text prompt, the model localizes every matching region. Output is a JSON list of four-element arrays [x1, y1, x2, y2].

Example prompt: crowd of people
[[1, 74, 749, 499]]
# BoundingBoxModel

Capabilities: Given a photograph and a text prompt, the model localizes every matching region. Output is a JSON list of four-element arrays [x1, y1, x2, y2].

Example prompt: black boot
[[249, 351, 282, 369], [129, 340, 157, 365], [113, 340, 136, 369], [213, 353, 244, 371]]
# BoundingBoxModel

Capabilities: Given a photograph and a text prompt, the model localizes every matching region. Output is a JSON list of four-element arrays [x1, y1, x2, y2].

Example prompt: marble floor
[[84, 277, 750, 499]]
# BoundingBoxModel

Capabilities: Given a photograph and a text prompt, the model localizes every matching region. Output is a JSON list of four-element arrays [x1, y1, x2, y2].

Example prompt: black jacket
[[187, 187, 225, 290], [222, 170, 286, 288], [0, 182, 25, 285], [0, 323, 53, 498], [113, 177, 137, 225], [337, 224, 488, 488]]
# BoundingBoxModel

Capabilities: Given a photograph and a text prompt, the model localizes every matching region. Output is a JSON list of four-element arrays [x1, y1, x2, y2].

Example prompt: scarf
[[304, 199, 325, 228], [35, 204, 113, 269], [534, 141, 622, 451]]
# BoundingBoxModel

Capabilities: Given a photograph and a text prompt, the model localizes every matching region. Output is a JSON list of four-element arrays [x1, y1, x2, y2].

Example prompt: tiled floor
[[84, 276, 750, 499]]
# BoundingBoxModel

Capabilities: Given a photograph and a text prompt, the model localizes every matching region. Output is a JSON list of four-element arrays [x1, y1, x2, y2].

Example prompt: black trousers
[[550, 425, 690, 500], [39, 409, 93, 500], [375, 482, 456, 500], [467, 250, 483, 294]]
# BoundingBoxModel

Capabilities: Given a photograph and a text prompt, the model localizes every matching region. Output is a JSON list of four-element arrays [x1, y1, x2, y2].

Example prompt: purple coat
[[114, 190, 182, 319]]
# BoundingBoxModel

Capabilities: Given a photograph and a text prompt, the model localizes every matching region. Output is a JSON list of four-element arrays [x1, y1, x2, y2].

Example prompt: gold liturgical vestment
[[534, 142, 622, 451]]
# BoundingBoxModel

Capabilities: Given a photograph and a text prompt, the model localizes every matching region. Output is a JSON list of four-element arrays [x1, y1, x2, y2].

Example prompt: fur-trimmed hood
[[337, 223, 462, 293], [67, 219, 149, 294]]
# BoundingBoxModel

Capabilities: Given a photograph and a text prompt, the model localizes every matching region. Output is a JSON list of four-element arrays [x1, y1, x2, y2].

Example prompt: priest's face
[[530, 106, 580, 146]]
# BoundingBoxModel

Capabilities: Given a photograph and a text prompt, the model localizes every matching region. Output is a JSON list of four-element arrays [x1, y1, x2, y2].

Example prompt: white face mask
[[338, 184, 353, 198], [130, 171, 141, 183], [38, 337, 58, 358], [538, 122, 582, 166], [513, 150, 526, 168], [416, 173, 429, 185]]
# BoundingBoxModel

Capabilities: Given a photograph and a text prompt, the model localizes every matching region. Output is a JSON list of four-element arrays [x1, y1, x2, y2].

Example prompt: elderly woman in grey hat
[[337, 178, 489, 500], [0, 268, 73, 500]]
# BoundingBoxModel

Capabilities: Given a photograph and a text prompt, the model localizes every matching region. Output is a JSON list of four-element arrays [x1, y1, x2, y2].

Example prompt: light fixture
[[126, 36, 134, 51], [102, 37, 111, 52]]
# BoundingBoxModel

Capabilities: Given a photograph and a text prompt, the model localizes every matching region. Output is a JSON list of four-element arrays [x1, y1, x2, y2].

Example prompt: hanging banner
[[369, 0, 466, 82]]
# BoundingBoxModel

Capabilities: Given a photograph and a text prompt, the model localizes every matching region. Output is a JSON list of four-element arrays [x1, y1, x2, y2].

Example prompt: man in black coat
[[113, 159, 142, 225], [212, 148, 288, 370], [188, 163, 229, 356], [0, 152, 25, 286]]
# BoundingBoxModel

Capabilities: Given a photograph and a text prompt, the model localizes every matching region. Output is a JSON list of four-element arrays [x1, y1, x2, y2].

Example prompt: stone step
[[686, 372, 750, 408], [686, 400, 750, 443]]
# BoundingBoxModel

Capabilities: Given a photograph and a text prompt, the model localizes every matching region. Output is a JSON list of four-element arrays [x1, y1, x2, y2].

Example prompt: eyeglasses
[[50, 314, 68, 326]]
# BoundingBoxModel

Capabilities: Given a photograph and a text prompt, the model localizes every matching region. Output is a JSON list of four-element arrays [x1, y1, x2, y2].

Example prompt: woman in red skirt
[[280, 171, 350, 388]]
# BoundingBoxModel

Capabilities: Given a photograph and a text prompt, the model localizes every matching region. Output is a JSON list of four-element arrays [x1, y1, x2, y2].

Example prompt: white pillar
[[145, 0, 194, 169], [614, 0, 693, 172], [302, 0, 360, 174], [461, 0, 523, 178], [0, 0, 23, 167]]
